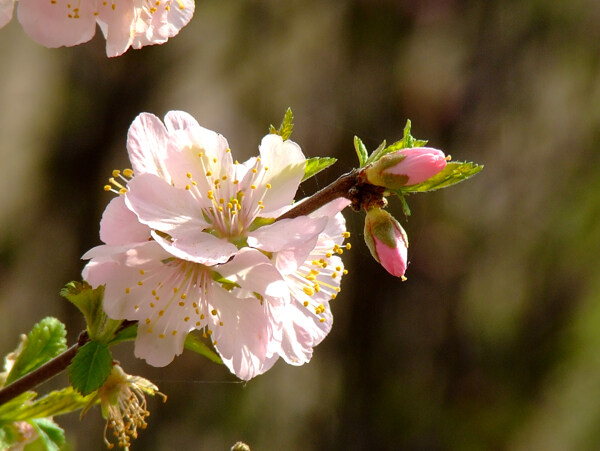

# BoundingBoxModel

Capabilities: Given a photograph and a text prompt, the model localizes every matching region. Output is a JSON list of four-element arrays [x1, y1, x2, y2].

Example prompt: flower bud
[[364, 147, 447, 189], [363, 207, 408, 278]]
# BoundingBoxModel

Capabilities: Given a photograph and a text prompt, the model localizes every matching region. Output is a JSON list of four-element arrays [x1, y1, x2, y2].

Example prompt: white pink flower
[[0, 0, 194, 57], [83, 111, 350, 380]]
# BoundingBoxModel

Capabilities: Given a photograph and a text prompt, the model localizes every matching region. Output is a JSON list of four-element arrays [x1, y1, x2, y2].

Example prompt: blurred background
[[1, 0, 600, 449]]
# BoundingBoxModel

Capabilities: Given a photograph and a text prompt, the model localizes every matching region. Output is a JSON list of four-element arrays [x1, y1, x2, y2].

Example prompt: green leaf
[[30, 418, 65, 451], [184, 333, 223, 364], [365, 120, 428, 164], [68, 341, 113, 396], [400, 161, 484, 193], [107, 323, 138, 347], [302, 157, 337, 182], [365, 140, 387, 165], [270, 107, 294, 140], [10, 387, 95, 421], [61, 281, 122, 343], [5, 318, 67, 385], [248, 216, 275, 232], [0, 392, 36, 420], [353, 136, 368, 167]]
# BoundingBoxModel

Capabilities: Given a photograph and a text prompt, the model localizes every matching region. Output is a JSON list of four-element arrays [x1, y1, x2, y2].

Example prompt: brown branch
[[0, 331, 89, 406]]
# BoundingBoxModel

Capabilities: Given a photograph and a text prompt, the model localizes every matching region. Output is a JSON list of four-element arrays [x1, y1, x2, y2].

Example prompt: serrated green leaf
[[400, 162, 484, 193], [5, 318, 67, 386], [366, 120, 428, 164], [10, 387, 94, 421], [353, 136, 368, 167], [68, 341, 113, 396], [270, 108, 294, 140], [30, 418, 64, 451], [302, 157, 337, 182], [107, 323, 138, 347], [184, 333, 223, 364], [61, 281, 122, 343]]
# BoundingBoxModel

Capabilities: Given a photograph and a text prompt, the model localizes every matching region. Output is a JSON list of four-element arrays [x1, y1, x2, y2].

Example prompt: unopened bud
[[364, 147, 447, 189], [363, 207, 408, 278]]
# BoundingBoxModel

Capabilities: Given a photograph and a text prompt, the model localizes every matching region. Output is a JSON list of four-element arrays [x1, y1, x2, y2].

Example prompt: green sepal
[[30, 418, 65, 451], [5, 318, 67, 386], [302, 157, 337, 182], [399, 195, 411, 217], [353, 136, 369, 167], [68, 341, 113, 396], [8, 387, 95, 421], [60, 281, 122, 343], [184, 332, 223, 365], [248, 216, 275, 232], [399, 161, 484, 193], [107, 323, 138, 347], [269, 107, 294, 140]]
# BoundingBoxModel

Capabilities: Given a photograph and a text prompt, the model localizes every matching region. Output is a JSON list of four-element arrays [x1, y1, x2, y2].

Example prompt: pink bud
[[365, 147, 447, 189], [363, 207, 408, 278]]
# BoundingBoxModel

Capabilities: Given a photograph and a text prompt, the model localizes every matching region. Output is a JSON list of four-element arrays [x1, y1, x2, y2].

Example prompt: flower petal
[[95, 0, 135, 57], [17, 0, 96, 48], [99, 196, 151, 246], [257, 135, 306, 214], [126, 113, 172, 180]]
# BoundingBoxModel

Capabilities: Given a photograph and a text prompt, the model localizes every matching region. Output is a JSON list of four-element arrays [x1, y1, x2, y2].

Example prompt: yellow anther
[[251, 185, 257, 190], [140, 269, 145, 275], [346, 243, 352, 250], [200, 314, 205, 319], [332, 272, 338, 279], [211, 309, 217, 316], [206, 170, 212, 177], [123, 169, 134, 177], [184, 316, 190, 322], [172, 330, 178, 335], [186, 172, 192, 178], [303, 287, 315, 296], [319, 318, 326, 323], [343, 269, 348, 275], [314, 283, 321, 293], [158, 333, 165, 338], [196, 321, 201, 326], [104, 185, 112, 191], [181, 293, 187, 299], [185, 184, 190, 190], [125, 287, 130, 294], [266, 183, 272, 189], [303, 301, 309, 307], [219, 321, 224, 326], [219, 198, 225, 204], [213, 158, 217, 163], [173, 287, 178, 293], [150, 302, 155, 308], [145, 318, 151, 325], [158, 310, 164, 317], [252, 168, 257, 173], [178, 302, 185, 307], [137, 281, 143, 286], [112, 169, 121, 177], [222, 175, 227, 180], [342, 231, 351, 238]]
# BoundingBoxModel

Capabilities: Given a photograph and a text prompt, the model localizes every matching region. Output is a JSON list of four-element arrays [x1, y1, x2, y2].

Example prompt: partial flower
[[83, 111, 350, 380], [0, 0, 194, 57], [364, 147, 447, 189], [363, 207, 408, 278], [84, 364, 165, 450]]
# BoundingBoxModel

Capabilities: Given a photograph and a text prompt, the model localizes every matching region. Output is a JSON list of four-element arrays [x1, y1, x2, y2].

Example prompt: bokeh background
[[1, 1, 600, 449]]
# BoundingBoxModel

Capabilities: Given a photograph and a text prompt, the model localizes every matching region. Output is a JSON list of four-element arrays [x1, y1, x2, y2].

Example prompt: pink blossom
[[363, 207, 408, 278], [83, 111, 350, 379], [0, 0, 194, 57], [365, 147, 447, 189]]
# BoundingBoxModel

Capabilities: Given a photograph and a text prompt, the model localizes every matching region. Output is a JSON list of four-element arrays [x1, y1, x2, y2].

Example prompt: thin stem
[[276, 170, 359, 221], [0, 331, 89, 406]]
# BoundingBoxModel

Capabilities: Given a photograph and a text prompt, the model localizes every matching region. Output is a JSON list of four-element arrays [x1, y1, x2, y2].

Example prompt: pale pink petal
[[163, 110, 201, 132], [0, 0, 15, 28], [257, 135, 306, 214], [151, 231, 238, 266], [279, 300, 332, 365], [95, 0, 136, 57], [126, 113, 172, 180], [210, 288, 279, 380], [131, 0, 194, 48], [134, 323, 189, 367], [124, 173, 207, 234], [17, 0, 97, 48], [99, 196, 151, 246]]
